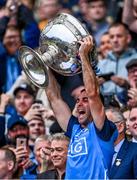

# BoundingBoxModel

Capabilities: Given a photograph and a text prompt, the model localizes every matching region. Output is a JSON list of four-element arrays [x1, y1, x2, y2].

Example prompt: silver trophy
[[18, 13, 98, 88]]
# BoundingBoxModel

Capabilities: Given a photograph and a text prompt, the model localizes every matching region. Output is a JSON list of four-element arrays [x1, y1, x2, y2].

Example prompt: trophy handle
[[18, 46, 49, 88]]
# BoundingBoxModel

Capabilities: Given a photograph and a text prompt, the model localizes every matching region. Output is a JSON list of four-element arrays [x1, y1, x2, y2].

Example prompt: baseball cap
[[13, 83, 35, 97], [126, 59, 137, 70], [7, 114, 28, 130]]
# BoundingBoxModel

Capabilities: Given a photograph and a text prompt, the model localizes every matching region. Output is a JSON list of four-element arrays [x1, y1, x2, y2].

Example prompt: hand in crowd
[[40, 147, 51, 161], [14, 146, 34, 169], [111, 76, 129, 88], [41, 108, 55, 120], [0, 93, 11, 113], [97, 75, 129, 88], [96, 76, 106, 85], [20, 157, 34, 170], [0, 8, 7, 18], [24, 103, 44, 121], [2, 0, 19, 17], [39, 147, 51, 172], [127, 87, 137, 107], [0, 2, 11, 18], [14, 146, 28, 163]]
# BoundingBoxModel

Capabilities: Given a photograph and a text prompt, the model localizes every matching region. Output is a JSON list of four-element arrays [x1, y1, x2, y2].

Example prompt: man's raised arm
[[122, 0, 137, 33], [79, 36, 105, 130], [45, 69, 71, 132]]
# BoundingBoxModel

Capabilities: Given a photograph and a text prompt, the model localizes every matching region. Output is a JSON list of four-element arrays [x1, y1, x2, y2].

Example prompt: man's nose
[[19, 97, 25, 102], [77, 100, 83, 106], [52, 150, 58, 157], [16, 130, 24, 136], [134, 71, 137, 76], [111, 35, 118, 42], [34, 125, 40, 130]]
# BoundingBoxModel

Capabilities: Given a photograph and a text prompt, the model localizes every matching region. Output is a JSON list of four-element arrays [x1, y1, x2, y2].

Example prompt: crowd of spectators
[[0, 0, 137, 179]]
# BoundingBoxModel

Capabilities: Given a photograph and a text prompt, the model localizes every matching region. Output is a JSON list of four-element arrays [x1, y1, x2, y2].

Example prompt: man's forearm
[[81, 54, 98, 97], [79, 36, 105, 130], [122, 0, 134, 25], [81, 53, 105, 130], [46, 91, 71, 132], [45, 69, 71, 131]]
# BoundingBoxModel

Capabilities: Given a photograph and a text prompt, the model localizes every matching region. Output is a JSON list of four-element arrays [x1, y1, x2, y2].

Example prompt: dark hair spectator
[[98, 31, 112, 59], [86, 0, 110, 46], [0, 147, 16, 179]]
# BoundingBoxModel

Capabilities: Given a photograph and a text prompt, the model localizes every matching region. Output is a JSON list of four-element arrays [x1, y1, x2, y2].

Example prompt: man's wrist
[[0, 112, 5, 116]]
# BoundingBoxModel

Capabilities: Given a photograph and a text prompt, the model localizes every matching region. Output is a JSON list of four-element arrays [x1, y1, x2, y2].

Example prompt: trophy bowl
[[18, 13, 98, 88]]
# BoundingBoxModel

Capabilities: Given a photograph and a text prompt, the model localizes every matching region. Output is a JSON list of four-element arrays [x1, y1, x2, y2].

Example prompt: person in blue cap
[[6, 114, 29, 145], [0, 113, 28, 146]]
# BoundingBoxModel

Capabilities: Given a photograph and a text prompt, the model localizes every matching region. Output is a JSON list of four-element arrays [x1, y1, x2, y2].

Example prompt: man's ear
[[127, 34, 132, 44], [118, 122, 125, 133], [7, 130, 12, 139], [7, 160, 14, 171]]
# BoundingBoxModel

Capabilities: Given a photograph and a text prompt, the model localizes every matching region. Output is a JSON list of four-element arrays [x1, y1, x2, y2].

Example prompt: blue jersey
[[65, 116, 117, 180]]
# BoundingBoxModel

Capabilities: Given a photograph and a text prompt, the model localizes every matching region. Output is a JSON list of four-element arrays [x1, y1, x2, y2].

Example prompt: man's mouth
[[53, 158, 61, 163], [78, 110, 86, 119], [18, 104, 25, 107], [32, 132, 41, 136]]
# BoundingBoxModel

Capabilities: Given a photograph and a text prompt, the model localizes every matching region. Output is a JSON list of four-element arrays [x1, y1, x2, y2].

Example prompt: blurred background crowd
[[0, 0, 137, 179]]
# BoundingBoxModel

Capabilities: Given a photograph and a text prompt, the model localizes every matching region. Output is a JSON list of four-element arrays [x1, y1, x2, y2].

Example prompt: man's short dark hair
[[109, 22, 130, 34], [0, 147, 16, 168], [3, 25, 22, 42], [126, 59, 137, 70], [6, 25, 21, 32], [87, 0, 107, 6]]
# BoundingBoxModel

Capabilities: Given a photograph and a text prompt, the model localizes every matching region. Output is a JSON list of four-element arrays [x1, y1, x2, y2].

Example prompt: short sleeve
[[95, 118, 118, 141], [65, 115, 78, 138]]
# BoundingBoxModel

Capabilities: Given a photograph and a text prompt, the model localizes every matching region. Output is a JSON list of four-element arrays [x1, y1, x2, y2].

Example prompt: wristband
[[0, 112, 5, 115]]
